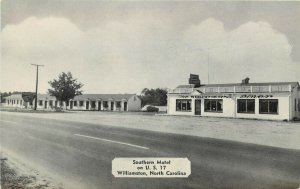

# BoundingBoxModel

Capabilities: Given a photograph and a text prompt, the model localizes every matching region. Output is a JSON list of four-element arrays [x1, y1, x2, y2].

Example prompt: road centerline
[[74, 133, 149, 150], [0, 119, 18, 124]]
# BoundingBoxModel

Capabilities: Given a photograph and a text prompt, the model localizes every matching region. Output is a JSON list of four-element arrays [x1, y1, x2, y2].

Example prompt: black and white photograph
[[1, 0, 300, 189]]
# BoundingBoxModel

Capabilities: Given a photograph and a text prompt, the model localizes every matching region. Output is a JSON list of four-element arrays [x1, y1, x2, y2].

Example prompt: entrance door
[[70, 101, 73, 109], [86, 101, 89, 110], [195, 100, 201, 115], [98, 101, 101, 111]]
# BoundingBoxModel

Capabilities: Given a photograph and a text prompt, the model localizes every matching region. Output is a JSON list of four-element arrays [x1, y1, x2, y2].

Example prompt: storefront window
[[259, 99, 278, 114], [237, 99, 255, 113], [176, 99, 191, 111], [204, 99, 223, 112]]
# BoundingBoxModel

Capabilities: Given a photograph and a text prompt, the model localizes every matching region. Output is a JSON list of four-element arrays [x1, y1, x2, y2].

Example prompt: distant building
[[4, 93, 35, 109], [167, 75, 300, 121]]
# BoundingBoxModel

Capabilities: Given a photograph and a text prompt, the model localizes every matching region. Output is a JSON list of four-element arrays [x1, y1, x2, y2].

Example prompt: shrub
[[146, 106, 159, 112]]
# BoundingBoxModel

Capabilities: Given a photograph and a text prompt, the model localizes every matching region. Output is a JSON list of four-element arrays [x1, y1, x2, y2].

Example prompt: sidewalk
[[1, 111, 300, 150]]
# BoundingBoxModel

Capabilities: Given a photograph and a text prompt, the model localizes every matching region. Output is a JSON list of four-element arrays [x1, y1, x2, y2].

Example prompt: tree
[[48, 72, 83, 108], [140, 88, 167, 106]]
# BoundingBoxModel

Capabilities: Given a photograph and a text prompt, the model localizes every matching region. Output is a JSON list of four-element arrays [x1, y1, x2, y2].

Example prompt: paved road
[[0, 113, 300, 189]]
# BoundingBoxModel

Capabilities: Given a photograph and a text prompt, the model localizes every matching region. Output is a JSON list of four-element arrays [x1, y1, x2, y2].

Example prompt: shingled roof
[[4, 94, 23, 100], [73, 94, 137, 101], [36, 94, 57, 100]]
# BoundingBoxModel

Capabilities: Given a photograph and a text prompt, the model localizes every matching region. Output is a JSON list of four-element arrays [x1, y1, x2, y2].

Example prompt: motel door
[[195, 100, 201, 115], [111, 102, 114, 111], [98, 101, 101, 111], [124, 102, 127, 111], [70, 101, 73, 109], [86, 101, 89, 110]]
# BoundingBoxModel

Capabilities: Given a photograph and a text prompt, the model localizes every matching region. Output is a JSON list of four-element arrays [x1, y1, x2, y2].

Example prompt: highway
[[0, 112, 300, 189]]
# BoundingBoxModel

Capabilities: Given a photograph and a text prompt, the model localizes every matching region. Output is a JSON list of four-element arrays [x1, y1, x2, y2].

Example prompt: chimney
[[189, 74, 201, 87], [242, 77, 250, 84]]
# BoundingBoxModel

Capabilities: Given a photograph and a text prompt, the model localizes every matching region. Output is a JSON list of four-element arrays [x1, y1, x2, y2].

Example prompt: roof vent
[[242, 77, 250, 84], [189, 74, 201, 87]]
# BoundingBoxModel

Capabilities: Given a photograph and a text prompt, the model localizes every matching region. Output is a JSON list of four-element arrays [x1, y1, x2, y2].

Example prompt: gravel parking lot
[[1, 110, 300, 150]]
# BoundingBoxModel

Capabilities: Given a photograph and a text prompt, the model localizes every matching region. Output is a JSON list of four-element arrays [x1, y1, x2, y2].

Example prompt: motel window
[[39, 100, 43, 106], [91, 101, 96, 108], [116, 101, 121, 108], [20, 100, 22, 105], [49, 100, 53, 106], [259, 99, 278, 114], [176, 99, 191, 111], [79, 101, 84, 106], [103, 101, 108, 108], [204, 99, 223, 112], [17, 100, 19, 104], [298, 99, 300, 111], [237, 99, 255, 114], [74, 101, 77, 106]]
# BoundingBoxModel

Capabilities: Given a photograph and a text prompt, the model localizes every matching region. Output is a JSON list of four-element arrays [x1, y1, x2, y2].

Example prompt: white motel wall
[[168, 82, 300, 121]]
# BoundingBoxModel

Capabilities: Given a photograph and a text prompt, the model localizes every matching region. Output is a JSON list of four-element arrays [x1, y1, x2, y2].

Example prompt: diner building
[[168, 75, 300, 121]]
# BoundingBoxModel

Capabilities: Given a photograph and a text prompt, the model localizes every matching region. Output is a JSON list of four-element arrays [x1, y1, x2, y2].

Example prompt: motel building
[[33, 94, 66, 110], [167, 75, 300, 121], [70, 94, 141, 111], [4, 93, 35, 109], [4, 93, 141, 112]]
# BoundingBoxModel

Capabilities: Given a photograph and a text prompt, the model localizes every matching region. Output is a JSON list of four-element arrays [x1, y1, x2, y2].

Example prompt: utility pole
[[31, 64, 44, 110], [207, 53, 210, 84]]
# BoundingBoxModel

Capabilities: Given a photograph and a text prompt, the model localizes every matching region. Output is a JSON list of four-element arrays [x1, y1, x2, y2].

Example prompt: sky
[[1, 0, 300, 94]]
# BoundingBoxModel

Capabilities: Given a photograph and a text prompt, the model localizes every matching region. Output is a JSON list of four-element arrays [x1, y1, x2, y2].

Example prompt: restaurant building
[[167, 75, 300, 121]]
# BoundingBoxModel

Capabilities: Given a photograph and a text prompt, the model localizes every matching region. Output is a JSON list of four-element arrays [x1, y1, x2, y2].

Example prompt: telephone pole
[[207, 53, 210, 84], [31, 64, 44, 110]]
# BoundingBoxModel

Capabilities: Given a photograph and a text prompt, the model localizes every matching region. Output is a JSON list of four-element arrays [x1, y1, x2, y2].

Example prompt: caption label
[[112, 158, 191, 178]]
